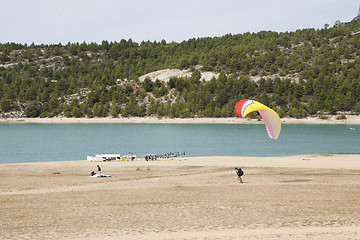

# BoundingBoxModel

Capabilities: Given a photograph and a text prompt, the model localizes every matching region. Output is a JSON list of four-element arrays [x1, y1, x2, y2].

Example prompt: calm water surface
[[0, 123, 359, 164]]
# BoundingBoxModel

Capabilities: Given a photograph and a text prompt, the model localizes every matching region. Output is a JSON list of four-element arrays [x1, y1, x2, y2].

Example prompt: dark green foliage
[[24, 102, 41, 117], [1, 22, 360, 118], [0, 98, 12, 112], [143, 77, 153, 92]]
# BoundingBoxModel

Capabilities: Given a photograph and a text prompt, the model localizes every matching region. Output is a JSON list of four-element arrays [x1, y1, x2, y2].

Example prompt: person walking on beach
[[234, 167, 244, 183], [97, 165, 101, 175]]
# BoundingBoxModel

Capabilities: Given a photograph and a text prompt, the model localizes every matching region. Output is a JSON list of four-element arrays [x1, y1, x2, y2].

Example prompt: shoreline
[[1, 153, 360, 166], [1, 115, 360, 124], [2, 154, 360, 169]]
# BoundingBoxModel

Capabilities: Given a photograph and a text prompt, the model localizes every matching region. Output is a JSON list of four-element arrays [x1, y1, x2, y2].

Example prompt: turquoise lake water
[[0, 123, 360, 164]]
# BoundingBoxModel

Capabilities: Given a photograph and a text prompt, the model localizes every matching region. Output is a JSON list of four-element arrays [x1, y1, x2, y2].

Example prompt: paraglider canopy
[[235, 99, 281, 140]]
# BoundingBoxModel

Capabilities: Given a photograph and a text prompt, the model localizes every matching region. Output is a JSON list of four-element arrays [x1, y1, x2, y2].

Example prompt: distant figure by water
[[234, 167, 244, 183]]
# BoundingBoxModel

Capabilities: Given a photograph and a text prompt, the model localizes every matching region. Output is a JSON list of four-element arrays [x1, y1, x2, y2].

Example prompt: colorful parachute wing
[[235, 99, 281, 140]]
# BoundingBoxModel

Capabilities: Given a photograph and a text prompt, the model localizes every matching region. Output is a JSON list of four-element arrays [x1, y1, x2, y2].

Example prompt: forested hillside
[[1, 22, 360, 119]]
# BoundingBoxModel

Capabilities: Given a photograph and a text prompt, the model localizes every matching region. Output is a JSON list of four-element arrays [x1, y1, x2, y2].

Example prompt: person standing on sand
[[234, 167, 243, 183], [97, 165, 101, 175]]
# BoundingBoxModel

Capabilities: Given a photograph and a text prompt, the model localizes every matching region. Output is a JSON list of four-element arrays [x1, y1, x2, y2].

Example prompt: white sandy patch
[[139, 68, 219, 82]]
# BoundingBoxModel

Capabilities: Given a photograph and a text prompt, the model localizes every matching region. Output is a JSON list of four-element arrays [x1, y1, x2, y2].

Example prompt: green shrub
[[24, 102, 41, 117], [336, 114, 346, 120]]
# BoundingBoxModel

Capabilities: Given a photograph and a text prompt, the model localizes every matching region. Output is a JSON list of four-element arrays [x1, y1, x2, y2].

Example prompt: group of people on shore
[[144, 151, 186, 161]]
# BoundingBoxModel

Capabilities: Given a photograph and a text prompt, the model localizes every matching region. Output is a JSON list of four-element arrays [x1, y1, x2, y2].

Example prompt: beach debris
[[235, 99, 281, 140]]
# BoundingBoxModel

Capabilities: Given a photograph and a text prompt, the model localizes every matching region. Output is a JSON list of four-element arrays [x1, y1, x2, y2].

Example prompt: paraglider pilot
[[234, 167, 243, 183]]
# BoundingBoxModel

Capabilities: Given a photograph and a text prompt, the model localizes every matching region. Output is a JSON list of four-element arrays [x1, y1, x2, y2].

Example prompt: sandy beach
[[1, 154, 360, 239], [1, 115, 360, 124]]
